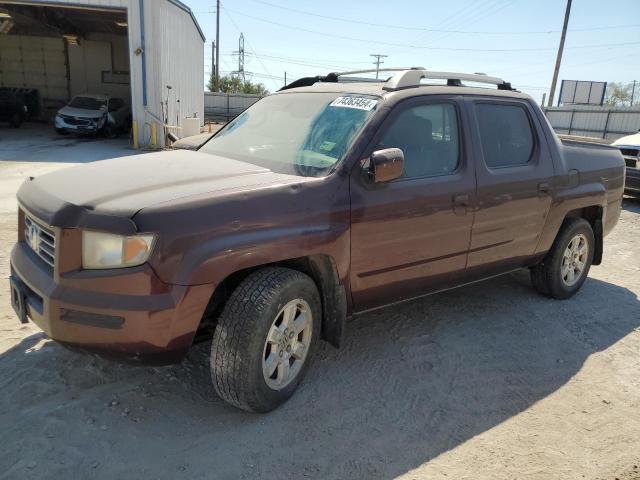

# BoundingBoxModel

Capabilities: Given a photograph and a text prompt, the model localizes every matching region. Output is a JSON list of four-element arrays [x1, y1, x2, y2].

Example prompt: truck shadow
[[1, 271, 639, 479]]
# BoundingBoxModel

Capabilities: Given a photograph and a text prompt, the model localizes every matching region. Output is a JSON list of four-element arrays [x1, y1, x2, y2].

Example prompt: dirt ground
[[1, 127, 639, 480]]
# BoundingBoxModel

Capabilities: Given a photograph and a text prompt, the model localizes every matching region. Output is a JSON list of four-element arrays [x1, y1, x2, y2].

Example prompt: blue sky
[[188, 0, 640, 103]]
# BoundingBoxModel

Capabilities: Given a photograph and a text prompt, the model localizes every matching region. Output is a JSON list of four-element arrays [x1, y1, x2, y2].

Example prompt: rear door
[[467, 98, 554, 275], [349, 96, 476, 312]]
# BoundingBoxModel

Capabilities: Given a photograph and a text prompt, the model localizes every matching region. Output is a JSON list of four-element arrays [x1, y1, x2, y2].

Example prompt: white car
[[54, 94, 131, 137], [612, 131, 640, 197]]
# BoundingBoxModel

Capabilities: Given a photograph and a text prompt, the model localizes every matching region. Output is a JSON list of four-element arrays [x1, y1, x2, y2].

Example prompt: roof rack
[[334, 67, 424, 78], [279, 68, 513, 92], [380, 69, 513, 91]]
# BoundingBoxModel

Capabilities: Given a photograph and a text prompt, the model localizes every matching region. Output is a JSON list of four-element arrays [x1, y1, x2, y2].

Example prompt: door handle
[[454, 194, 469, 206], [538, 182, 550, 194], [453, 194, 469, 215]]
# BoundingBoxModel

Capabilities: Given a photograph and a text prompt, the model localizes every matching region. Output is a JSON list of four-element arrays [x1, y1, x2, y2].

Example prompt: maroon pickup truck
[[10, 70, 625, 412]]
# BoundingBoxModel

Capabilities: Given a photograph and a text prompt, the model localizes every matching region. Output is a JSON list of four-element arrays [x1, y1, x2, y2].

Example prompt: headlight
[[82, 230, 156, 269], [97, 115, 106, 127]]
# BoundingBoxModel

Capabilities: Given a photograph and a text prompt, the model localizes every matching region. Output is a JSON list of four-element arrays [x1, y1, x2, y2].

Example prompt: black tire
[[102, 123, 115, 138], [10, 113, 22, 128], [211, 267, 321, 412], [530, 218, 595, 299]]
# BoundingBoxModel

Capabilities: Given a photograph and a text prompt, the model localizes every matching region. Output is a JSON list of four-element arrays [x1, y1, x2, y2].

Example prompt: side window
[[476, 103, 534, 168], [377, 103, 459, 179]]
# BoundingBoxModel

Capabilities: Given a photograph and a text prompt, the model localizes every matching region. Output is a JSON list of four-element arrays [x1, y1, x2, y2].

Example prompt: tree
[[604, 82, 634, 107], [207, 75, 269, 96]]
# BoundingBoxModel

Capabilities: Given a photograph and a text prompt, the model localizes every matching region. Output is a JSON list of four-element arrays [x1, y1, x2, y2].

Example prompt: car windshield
[[200, 92, 380, 177], [69, 96, 107, 110]]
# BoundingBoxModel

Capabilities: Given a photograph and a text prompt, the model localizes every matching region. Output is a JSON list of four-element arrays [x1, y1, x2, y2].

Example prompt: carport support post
[[151, 122, 157, 148], [132, 121, 139, 149], [63, 39, 71, 101]]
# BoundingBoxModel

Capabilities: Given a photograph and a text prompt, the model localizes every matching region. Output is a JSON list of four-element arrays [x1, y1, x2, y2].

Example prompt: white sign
[[329, 96, 378, 111], [559, 80, 607, 106]]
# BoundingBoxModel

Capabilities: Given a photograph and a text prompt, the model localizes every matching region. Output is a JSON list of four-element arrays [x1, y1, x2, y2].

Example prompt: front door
[[349, 96, 476, 312]]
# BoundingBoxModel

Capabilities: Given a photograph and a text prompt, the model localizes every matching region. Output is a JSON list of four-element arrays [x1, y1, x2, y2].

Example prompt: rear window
[[476, 103, 535, 168]]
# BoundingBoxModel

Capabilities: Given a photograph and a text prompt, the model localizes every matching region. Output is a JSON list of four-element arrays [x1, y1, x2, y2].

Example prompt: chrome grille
[[24, 214, 56, 268], [60, 114, 91, 126], [625, 157, 638, 169]]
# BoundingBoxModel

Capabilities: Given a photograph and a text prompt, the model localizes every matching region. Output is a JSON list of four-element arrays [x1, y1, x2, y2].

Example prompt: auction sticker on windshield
[[329, 97, 378, 111]]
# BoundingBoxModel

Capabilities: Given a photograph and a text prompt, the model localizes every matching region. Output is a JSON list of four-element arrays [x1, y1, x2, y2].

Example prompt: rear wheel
[[530, 218, 594, 299], [102, 123, 116, 138], [210, 267, 321, 412], [10, 112, 22, 128]]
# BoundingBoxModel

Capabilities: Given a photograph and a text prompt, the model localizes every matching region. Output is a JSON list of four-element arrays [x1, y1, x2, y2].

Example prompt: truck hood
[[17, 150, 305, 234], [57, 105, 106, 119]]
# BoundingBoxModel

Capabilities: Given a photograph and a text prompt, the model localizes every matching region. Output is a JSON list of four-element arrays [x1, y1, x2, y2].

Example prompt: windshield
[[200, 92, 379, 177], [68, 96, 107, 110]]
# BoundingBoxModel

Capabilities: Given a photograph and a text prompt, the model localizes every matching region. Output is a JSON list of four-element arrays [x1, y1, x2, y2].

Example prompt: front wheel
[[102, 123, 116, 138], [530, 218, 595, 299], [211, 267, 321, 412], [10, 112, 23, 128]]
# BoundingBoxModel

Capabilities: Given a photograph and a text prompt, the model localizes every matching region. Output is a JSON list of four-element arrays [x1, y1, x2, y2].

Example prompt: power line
[[417, 0, 507, 44], [218, 9, 640, 53], [235, 51, 371, 65], [241, 0, 638, 34], [220, 4, 279, 89], [242, 53, 367, 71], [426, 0, 516, 45]]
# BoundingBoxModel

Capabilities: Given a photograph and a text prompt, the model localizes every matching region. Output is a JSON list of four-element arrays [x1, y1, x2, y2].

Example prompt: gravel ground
[[0, 132, 639, 479]]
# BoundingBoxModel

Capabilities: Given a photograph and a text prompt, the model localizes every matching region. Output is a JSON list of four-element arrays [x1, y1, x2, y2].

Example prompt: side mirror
[[370, 148, 404, 183]]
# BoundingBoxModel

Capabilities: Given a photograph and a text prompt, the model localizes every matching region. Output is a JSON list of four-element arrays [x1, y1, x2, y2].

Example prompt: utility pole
[[548, 0, 572, 107], [211, 40, 216, 90], [631, 80, 637, 106], [238, 33, 245, 83], [284, 71, 287, 87], [370, 54, 388, 79], [232, 33, 245, 83], [214, 0, 220, 91]]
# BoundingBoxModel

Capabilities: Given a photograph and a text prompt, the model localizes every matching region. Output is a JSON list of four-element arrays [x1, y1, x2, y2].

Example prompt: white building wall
[[0, 35, 67, 101], [144, 0, 204, 142], [68, 34, 131, 100]]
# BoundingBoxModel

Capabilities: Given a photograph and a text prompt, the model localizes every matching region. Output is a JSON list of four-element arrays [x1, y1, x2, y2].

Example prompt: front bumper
[[10, 240, 213, 364], [54, 115, 100, 134], [625, 167, 640, 195]]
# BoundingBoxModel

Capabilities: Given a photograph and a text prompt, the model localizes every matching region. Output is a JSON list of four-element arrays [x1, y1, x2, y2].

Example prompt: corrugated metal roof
[[166, 0, 205, 42]]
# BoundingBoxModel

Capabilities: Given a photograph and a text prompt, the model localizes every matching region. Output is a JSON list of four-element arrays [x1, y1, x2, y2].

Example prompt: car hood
[[58, 105, 106, 119], [612, 132, 640, 147], [17, 150, 307, 234]]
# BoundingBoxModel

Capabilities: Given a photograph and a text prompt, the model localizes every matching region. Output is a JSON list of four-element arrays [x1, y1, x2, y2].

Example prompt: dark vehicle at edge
[[9, 69, 625, 412], [0, 89, 28, 128]]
